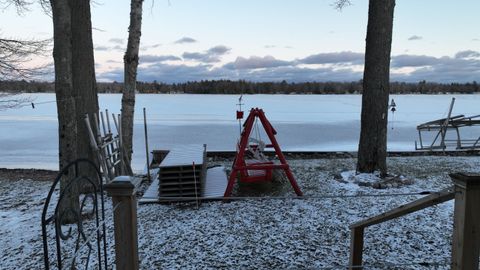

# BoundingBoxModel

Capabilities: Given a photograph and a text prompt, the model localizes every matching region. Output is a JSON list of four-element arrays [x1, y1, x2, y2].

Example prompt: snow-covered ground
[[1, 93, 480, 170], [1, 156, 478, 269]]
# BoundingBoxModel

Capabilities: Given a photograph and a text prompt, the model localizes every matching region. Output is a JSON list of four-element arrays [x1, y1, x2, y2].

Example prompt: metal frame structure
[[415, 98, 480, 151], [224, 108, 303, 197], [41, 159, 107, 270]]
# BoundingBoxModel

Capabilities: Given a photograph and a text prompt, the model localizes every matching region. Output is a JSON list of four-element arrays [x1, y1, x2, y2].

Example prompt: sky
[[1, 0, 480, 83]]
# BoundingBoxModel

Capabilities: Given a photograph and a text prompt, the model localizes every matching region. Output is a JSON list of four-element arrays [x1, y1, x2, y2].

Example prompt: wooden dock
[[139, 166, 228, 203], [202, 166, 229, 198], [139, 145, 228, 203]]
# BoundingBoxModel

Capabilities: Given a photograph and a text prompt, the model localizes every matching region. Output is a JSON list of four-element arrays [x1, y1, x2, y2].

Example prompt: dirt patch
[[0, 168, 58, 182]]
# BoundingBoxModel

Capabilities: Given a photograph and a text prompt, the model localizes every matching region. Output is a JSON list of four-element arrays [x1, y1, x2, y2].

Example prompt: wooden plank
[[159, 191, 200, 197], [349, 227, 364, 270], [159, 181, 200, 187], [138, 178, 159, 204], [160, 165, 203, 171], [159, 145, 204, 167], [159, 172, 200, 178], [350, 187, 454, 229], [160, 186, 201, 192]]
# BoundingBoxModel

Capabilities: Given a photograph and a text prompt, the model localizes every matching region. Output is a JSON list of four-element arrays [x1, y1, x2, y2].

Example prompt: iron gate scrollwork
[[41, 159, 108, 269]]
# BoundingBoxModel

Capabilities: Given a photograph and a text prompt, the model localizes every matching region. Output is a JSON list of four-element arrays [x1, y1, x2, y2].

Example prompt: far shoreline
[[1, 79, 479, 95]]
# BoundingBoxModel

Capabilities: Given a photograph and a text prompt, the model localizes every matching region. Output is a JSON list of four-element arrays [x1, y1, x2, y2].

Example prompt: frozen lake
[[1, 93, 479, 170]]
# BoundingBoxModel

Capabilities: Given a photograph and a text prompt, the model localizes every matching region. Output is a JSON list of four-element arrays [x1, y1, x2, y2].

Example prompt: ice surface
[[1, 93, 479, 170]]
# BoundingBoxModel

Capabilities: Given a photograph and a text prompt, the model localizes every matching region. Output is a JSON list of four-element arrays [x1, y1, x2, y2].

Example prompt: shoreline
[[2, 150, 479, 180]]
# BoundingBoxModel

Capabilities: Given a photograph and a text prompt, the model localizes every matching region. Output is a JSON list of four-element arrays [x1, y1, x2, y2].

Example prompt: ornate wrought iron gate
[[41, 159, 108, 269]]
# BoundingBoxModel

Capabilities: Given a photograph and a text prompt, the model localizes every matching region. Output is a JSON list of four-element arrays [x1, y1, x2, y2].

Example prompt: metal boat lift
[[415, 98, 480, 151]]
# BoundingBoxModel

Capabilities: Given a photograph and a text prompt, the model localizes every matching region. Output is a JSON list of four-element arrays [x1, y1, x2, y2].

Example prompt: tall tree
[[50, 0, 79, 222], [70, 0, 99, 168], [121, 0, 144, 164], [357, 0, 396, 176], [50, 0, 98, 221], [50, 0, 98, 171]]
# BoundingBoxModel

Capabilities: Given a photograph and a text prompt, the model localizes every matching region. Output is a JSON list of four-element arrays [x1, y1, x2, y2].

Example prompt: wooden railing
[[349, 173, 480, 270]]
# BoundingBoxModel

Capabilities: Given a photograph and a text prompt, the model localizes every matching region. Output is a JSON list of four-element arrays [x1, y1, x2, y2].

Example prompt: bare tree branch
[[0, 1, 52, 79], [38, 0, 52, 17], [333, 0, 352, 10], [0, 0, 33, 14], [0, 37, 51, 79]]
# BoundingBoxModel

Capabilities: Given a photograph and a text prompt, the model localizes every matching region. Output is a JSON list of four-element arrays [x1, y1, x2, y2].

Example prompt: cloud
[[455, 50, 480, 59], [140, 43, 163, 51], [97, 62, 362, 83], [94, 44, 124, 52], [174, 37, 197, 44], [95, 46, 110, 51], [300, 51, 364, 65], [98, 63, 228, 83], [109, 38, 124, 45], [408, 35, 423, 41], [391, 55, 439, 67], [182, 45, 231, 63], [112, 45, 124, 52], [224, 56, 292, 70], [140, 54, 181, 63], [265, 45, 276, 49], [182, 52, 222, 63], [391, 51, 480, 82], [207, 45, 231, 55], [96, 49, 480, 84], [472, 38, 480, 42], [233, 66, 362, 82]]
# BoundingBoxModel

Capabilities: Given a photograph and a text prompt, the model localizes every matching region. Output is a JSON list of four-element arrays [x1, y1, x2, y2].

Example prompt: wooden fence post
[[105, 176, 139, 270], [450, 173, 480, 270], [349, 226, 364, 270]]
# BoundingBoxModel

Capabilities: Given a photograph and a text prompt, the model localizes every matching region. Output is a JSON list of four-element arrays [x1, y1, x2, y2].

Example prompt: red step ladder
[[224, 108, 303, 197]]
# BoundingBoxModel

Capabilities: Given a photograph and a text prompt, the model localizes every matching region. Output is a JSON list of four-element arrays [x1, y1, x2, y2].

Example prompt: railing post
[[450, 173, 480, 270], [349, 226, 364, 270], [105, 176, 139, 270]]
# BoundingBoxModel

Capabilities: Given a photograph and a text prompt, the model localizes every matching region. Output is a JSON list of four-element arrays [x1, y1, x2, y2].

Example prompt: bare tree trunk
[[50, 0, 99, 222], [71, 0, 99, 179], [50, 0, 79, 222], [122, 0, 144, 165], [357, 0, 395, 176]]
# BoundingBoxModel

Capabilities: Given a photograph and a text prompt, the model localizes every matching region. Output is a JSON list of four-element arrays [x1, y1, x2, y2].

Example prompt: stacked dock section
[[157, 145, 206, 198], [139, 145, 228, 203]]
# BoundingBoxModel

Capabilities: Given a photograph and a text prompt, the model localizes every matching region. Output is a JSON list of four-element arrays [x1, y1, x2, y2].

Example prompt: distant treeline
[[1, 79, 479, 94]]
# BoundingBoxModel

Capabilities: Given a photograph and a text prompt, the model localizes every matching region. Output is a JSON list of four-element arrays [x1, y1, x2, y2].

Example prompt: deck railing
[[349, 173, 480, 270]]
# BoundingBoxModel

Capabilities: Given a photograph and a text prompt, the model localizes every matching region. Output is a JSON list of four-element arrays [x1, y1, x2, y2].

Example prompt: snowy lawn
[[1, 156, 479, 269]]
